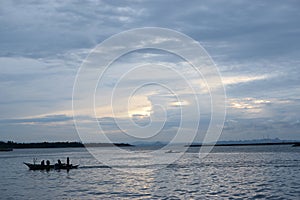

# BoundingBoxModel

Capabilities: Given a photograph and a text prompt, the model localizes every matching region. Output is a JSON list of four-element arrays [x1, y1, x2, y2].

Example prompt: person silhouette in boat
[[55, 159, 62, 170], [67, 157, 70, 167], [41, 160, 45, 166], [46, 160, 50, 170]]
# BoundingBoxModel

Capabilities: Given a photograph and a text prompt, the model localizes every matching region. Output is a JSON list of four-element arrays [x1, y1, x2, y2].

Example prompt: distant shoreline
[[1, 141, 299, 149], [0, 141, 133, 149], [186, 142, 300, 147]]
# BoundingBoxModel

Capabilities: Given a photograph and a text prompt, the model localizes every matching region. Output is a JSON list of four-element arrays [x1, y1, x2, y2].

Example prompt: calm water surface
[[0, 145, 299, 199]]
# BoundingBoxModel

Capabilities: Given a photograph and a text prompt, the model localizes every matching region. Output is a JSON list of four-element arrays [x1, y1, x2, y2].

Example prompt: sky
[[0, 0, 299, 143]]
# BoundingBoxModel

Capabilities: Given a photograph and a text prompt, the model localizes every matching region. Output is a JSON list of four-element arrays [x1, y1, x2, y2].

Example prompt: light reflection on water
[[0, 145, 299, 199]]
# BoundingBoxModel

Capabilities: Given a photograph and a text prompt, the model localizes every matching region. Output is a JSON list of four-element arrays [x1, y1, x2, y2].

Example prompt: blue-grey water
[[0, 145, 299, 199]]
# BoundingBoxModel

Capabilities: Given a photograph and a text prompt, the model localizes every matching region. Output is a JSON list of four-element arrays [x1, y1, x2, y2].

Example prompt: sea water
[[0, 145, 299, 199]]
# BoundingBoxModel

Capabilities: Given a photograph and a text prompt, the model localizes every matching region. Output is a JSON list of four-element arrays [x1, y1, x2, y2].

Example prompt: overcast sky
[[0, 0, 299, 142]]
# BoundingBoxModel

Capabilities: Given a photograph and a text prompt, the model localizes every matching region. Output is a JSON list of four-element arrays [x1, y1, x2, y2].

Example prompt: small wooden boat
[[24, 162, 79, 170]]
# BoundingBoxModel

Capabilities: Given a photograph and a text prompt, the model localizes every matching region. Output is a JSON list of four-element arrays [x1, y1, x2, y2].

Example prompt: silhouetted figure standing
[[57, 159, 62, 165], [41, 160, 45, 166], [66, 157, 71, 172], [46, 160, 50, 171]]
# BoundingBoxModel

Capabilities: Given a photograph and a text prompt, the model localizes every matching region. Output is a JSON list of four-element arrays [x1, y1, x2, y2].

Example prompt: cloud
[[0, 0, 145, 58], [222, 117, 300, 140], [224, 97, 300, 140], [1, 0, 299, 61], [0, 114, 73, 125], [0, 57, 76, 119], [222, 75, 270, 86], [0, 1, 299, 142]]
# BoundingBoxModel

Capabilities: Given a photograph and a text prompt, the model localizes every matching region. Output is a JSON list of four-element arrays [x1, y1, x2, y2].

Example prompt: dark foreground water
[[0, 145, 299, 199]]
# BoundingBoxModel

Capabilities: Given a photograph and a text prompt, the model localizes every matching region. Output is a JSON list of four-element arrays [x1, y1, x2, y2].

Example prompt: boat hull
[[24, 162, 79, 170]]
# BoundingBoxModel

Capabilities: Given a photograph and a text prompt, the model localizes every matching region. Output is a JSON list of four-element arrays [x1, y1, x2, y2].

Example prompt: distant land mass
[[132, 138, 300, 147], [132, 141, 166, 146], [1, 138, 299, 150], [187, 138, 300, 147], [0, 141, 133, 149]]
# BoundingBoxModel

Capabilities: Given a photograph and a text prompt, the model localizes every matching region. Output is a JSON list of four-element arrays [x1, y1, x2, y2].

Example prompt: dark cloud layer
[[0, 114, 73, 124]]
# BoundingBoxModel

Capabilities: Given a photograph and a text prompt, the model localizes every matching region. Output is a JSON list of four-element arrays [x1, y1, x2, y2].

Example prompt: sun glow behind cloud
[[127, 95, 152, 118]]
